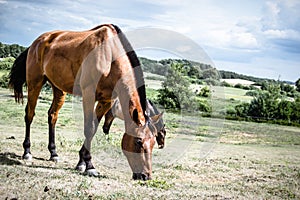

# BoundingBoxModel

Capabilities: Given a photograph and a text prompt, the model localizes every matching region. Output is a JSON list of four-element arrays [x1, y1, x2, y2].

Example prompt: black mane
[[112, 24, 147, 116]]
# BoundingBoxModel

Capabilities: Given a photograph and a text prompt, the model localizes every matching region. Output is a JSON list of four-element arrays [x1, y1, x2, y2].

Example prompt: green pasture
[[212, 86, 253, 102], [0, 87, 300, 199]]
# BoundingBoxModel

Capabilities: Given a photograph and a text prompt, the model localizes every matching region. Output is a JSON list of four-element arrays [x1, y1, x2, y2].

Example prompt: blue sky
[[0, 0, 299, 81]]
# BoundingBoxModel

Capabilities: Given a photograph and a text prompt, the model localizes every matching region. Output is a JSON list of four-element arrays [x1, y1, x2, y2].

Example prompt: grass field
[[1, 87, 300, 199]]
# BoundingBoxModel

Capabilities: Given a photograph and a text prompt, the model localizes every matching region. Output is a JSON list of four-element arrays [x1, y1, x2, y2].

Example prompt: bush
[[196, 99, 212, 113], [0, 73, 9, 88], [226, 107, 236, 116], [221, 81, 231, 87], [197, 86, 211, 98], [234, 83, 243, 89], [0, 57, 15, 70], [235, 103, 250, 118], [245, 90, 259, 97]]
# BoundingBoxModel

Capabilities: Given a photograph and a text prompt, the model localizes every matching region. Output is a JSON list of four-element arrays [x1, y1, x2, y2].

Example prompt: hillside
[[0, 42, 297, 87]]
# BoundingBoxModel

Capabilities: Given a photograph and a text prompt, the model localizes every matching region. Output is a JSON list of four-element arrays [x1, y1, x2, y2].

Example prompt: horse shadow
[[0, 152, 108, 178], [0, 152, 23, 165]]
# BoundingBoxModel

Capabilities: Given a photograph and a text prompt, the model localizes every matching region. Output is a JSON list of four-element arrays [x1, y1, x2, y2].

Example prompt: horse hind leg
[[23, 78, 45, 160], [47, 85, 66, 162]]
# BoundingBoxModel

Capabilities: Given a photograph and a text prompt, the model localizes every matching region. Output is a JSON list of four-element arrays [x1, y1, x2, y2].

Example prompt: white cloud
[[263, 29, 300, 40], [0, 0, 299, 81]]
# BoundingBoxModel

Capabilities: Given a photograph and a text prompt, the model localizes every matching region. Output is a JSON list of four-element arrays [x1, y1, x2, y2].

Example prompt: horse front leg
[[75, 88, 99, 176]]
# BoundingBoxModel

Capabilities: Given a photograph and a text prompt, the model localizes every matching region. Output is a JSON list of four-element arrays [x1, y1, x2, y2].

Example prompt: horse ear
[[130, 108, 146, 126], [129, 100, 146, 126], [132, 109, 140, 125], [150, 112, 164, 124]]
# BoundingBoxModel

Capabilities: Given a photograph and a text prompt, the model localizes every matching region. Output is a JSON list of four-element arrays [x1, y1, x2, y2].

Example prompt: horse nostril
[[132, 173, 138, 180], [132, 173, 150, 181], [158, 144, 164, 149]]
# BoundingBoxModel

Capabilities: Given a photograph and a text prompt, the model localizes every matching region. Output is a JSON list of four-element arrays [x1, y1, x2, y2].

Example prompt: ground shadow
[[0, 152, 22, 165], [0, 152, 109, 178]]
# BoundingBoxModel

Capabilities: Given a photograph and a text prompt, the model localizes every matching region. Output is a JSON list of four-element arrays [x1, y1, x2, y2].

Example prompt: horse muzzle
[[132, 172, 152, 181]]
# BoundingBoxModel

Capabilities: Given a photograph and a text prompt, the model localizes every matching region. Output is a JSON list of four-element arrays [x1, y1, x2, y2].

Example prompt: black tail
[[8, 48, 29, 104], [112, 24, 147, 116]]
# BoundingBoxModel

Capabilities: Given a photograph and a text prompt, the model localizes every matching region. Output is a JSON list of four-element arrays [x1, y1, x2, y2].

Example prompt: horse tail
[[112, 24, 147, 116], [8, 47, 29, 104]]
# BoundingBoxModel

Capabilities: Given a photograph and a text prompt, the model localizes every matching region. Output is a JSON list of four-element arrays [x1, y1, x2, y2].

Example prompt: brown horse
[[8, 24, 162, 180], [103, 98, 166, 149]]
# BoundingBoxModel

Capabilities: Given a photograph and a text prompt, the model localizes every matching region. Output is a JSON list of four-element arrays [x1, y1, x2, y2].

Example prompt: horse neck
[[109, 31, 146, 133], [117, 85, 145, 134], [112, 59, 145, 134]]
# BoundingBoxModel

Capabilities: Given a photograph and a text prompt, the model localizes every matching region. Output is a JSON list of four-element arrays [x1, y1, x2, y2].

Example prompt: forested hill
[[139, 57, 294, 85], [0, 42, 27, 58], [139, 57, 217, 78], [0, 42, 294, 84], [219, 70, 277, 84]]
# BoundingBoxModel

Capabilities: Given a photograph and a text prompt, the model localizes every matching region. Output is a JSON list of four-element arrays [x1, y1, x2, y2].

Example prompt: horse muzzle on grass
[[122, 131, 156, 181]]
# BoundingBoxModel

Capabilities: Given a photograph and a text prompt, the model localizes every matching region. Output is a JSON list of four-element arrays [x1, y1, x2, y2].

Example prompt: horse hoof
[[23, 153, 32, 161], [75, 163, 86, 172], [84, 169, 99, 177], [50, 156, 59, 163]]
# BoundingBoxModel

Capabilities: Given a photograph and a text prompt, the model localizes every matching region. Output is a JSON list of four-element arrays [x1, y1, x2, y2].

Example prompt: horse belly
[[43, 61, 76, 94]]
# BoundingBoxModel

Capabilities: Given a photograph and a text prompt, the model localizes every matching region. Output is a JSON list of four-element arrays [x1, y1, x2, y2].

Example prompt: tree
[[0, 42, 26, 58], [248, 84, 280, 120], [291, 98, 300, 124], [296, 78, 300, 92], [157, 63, 197, 110], [277, 100, 292, 121]]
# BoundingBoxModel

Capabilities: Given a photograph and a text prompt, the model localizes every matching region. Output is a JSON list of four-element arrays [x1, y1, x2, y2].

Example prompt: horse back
[[26, 25, 117, 93]]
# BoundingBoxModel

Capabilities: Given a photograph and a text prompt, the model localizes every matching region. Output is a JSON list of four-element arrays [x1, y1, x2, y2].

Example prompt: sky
[[0, 0, 299, 82]]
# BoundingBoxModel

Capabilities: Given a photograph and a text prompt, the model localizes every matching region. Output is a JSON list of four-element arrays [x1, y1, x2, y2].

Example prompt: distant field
[[213, 86, 253, 103], [144, 72, 253, 103], [207, 85, 252, 102], [221, 78, 255, 86], [1, 87, 300, 199], [144, 72, 164, 90]]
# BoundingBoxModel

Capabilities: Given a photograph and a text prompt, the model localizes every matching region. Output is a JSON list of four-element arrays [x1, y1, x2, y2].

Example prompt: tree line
[[232, 84, 300, 126], [0, 42, 27, 58]]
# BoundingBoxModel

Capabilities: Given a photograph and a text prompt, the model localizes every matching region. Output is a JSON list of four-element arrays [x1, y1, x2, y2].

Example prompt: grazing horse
[[8, 24, 162, 180], [103, 98, 166, 149]]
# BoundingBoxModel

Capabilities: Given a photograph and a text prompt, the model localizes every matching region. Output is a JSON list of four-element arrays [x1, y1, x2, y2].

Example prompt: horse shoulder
[[78, 29, 117, 93]]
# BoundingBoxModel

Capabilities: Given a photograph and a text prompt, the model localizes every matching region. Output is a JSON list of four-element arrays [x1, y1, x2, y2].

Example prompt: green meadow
[[1, 86, 299, 199]]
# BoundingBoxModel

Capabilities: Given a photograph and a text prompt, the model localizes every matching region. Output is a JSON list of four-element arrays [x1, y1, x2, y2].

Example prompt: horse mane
[[112, 24, 147, 118], [90, 25, 107, 31]]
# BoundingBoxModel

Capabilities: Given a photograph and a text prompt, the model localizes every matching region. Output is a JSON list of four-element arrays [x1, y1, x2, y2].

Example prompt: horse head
[[146, 100, 166, 149], [121, 112, 163, 180]]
